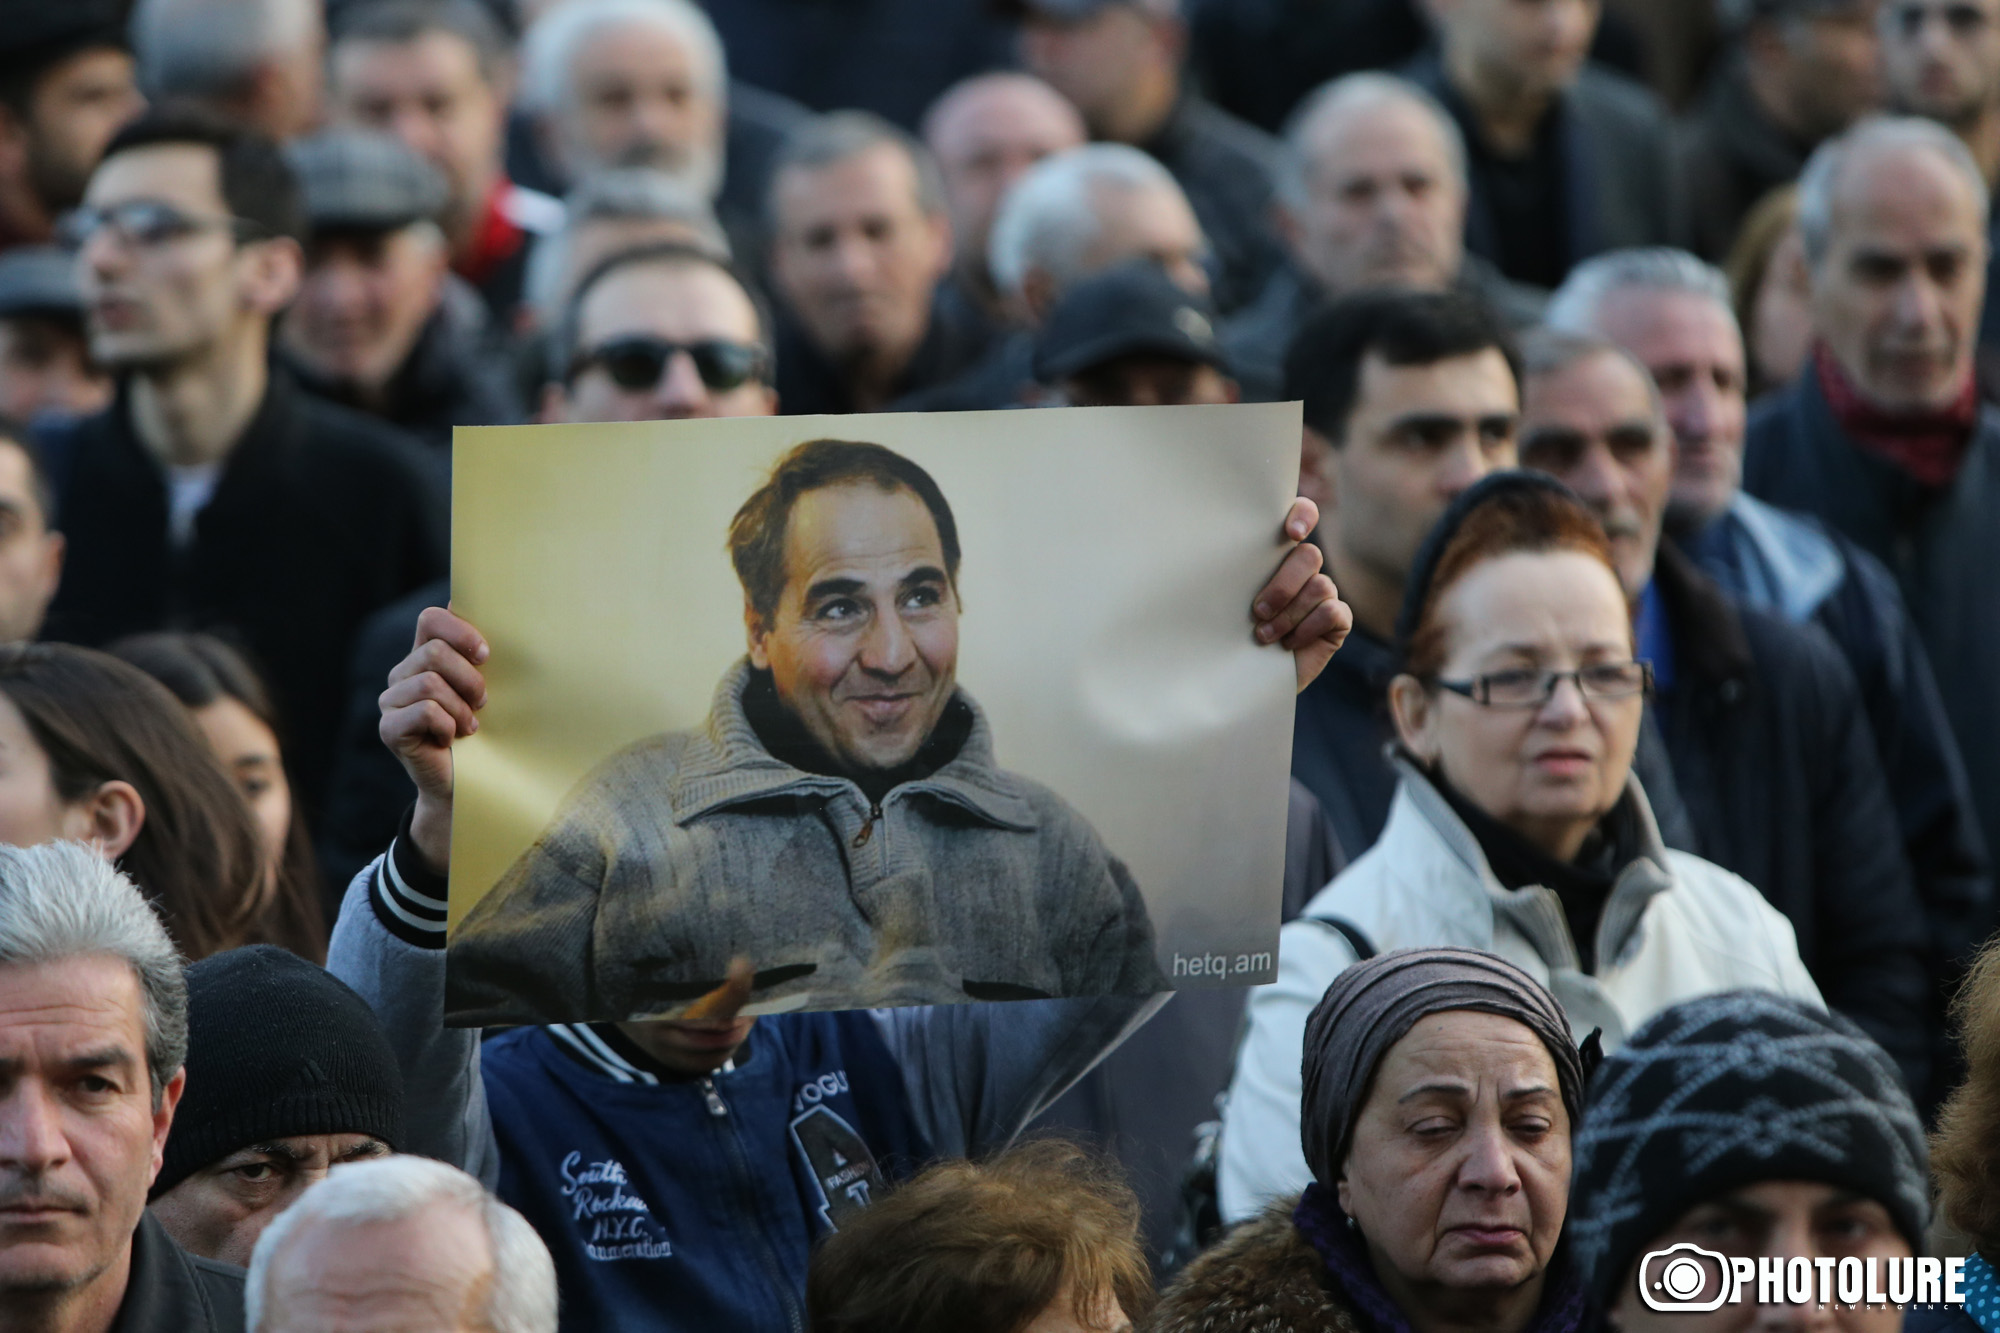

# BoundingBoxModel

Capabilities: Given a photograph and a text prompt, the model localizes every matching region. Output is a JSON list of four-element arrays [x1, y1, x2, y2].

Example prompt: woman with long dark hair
[[0, 641, 321, 961], [110, 632, 328, 960]]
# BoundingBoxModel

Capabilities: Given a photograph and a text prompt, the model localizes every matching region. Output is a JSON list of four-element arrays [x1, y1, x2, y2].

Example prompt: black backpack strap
[[1300, 915, 1377, 961]]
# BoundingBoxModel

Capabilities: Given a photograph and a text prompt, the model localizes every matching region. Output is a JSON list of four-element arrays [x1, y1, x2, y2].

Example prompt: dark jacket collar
[[106, 363, 301, 490], [1320, 621, 1400, 694], [1701, 54, 1811, 183], [1402, 46, 1597, 271], [281, 279, 507, 435], [1650, 538, 1754, 687], [1295, 1184, 1589, 1333], [110, 1211, 247, 1333], [775, 284, 995, 415], [1139, 89, 1202, 163]]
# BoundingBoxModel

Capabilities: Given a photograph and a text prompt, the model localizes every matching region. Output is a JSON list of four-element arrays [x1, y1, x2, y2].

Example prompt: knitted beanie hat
[[1567, 990, 1928, 1308], [152, 945, 405, 1198]]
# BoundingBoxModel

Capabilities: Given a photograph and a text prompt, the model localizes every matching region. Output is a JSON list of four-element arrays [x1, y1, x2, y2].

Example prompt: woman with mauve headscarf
[[1219, 472, 1823, 1222], [1151, 947, 1589, 1333]]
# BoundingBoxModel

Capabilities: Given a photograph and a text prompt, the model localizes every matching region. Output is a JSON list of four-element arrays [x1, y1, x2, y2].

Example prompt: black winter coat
[[1746, 371, 2000, 920], [1649, 543, 1931, 1093], [1403, 51, 1679, 288], [44, 370, 447, 815], [114, 1212, 246, 1333]]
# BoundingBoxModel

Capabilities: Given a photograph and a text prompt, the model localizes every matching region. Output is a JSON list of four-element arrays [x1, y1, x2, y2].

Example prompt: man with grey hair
[[246, 1155, 554, 1333], [987, 143, 1209, 325], [1746, 116, 2000, 888], [767, 111, 990, 414], [1550, 249, 1992, 1102], [1226, 72, 1544, 400], [520, 168, 730, 329], [0, 840, 247, 1333], [901, 142, 1208, 411], [328, 0, 562, 325], [1676, 0, 1883, 262], [1515, 326, 1932, 1094], [131, 0, 324, 141], [921, 72, 1086, 325], [513, 0, 807, 269], [1007, 0, 1285, 313], [518, 0, 725, 199]]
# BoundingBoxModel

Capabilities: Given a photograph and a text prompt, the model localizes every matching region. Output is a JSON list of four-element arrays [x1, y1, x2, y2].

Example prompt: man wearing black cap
[[147, 946, 403, 1269], [0, 0, 145, 251], [278, 128, 518, 452], [1033, 258, 1239, 407], [1571, 990, 1930, 1333], [0, 245, 111, 423], [1009, 0, 1284, 314]]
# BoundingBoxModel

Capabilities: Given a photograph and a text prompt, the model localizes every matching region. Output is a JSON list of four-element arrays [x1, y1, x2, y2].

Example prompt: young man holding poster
[[327, 509, 1348, 1333]]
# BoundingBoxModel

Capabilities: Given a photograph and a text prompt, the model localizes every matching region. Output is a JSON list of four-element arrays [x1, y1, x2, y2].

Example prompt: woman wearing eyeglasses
[[1216, 472, 1823, 1225]]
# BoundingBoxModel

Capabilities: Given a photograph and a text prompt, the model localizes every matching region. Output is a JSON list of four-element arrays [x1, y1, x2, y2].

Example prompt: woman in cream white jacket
[[1218, 473, 1821, 1224]]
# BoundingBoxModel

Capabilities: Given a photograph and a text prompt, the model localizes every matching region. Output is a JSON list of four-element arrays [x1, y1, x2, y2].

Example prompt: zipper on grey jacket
[[851, 803, 884, 848], [699, 1077, 728, 1118]]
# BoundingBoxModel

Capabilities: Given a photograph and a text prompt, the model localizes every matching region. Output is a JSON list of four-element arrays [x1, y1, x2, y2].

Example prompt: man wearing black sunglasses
[[41, 109, 446, 823], [542, 240, 778, 423], [1516, 326, 1933, 1098]]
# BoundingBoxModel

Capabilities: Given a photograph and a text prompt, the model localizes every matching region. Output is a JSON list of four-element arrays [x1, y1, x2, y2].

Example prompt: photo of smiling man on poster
[[445, 437, 1171, 1023]]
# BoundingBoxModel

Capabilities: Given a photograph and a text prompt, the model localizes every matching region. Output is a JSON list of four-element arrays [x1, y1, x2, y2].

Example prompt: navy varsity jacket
[[326, 830, 1165, 1333]]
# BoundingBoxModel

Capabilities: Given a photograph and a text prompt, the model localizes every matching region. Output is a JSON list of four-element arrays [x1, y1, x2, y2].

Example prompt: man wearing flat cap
[[0, 0, 145, 251], [279, 128, 518, 451], [0, 244, 111, 423], [1036, 258, 1240, 407]]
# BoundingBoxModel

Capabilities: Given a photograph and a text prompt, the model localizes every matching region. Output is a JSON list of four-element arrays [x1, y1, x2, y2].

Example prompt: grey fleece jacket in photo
[[445, 659, 1168, 1026], [324, 841, 1173, 1181]]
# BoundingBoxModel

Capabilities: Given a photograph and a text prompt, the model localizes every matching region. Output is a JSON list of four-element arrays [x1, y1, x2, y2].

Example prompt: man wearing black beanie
[[148, 945, 405, 1268], [1569, 989, 1930, 1333]]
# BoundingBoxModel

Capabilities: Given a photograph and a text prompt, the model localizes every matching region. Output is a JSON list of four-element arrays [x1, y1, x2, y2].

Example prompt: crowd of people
[[0, 0, 1999, 1330]]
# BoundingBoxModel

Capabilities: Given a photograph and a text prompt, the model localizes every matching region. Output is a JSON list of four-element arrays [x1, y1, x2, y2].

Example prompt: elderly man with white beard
[[513, 0, 808, 273]]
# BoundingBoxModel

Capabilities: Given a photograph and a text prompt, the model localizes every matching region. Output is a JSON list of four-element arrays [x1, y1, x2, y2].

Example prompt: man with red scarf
[[1745, 114, 2000, 891]]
